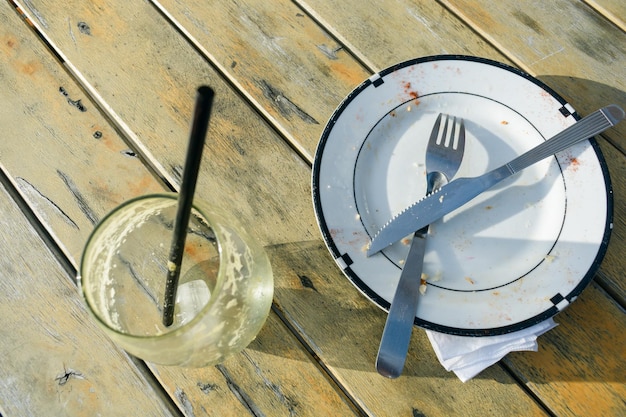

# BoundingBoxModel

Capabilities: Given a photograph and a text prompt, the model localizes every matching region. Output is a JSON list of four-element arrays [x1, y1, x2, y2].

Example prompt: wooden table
[[1, 0, 624, 415]]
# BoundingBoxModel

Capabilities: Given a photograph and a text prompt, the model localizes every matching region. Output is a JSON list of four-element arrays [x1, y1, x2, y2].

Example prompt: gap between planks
[[5, 3, 371, 414], [0, 161, 187, 417], [148, 0, 315, 165], [581, 0, 626, 32], [8, 0, 180, 192], [8, 1, 622, 413], [147, 0, 384, 166]]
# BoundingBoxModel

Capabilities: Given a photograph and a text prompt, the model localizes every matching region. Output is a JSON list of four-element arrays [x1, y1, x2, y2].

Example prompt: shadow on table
[[251, 231, 624, 385], [255, 240, 461, 379], [246, 75, 626, 383], [536, 75, 626, 154]]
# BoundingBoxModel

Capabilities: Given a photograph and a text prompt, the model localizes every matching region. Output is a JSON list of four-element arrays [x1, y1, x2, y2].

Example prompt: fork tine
[[448, 116, 457, 148], [430, 113, 443, 145], [440, 115, 449, 146]]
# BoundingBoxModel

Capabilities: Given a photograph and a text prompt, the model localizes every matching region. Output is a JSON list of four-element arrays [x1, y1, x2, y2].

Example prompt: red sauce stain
[[348, 231, 369, 247], [568, 157, 580, 171], [403, 81, 419, 100]]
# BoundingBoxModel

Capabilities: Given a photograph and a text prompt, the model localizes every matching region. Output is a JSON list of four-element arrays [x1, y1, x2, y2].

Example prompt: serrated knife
[[367, 105, 624, 256]]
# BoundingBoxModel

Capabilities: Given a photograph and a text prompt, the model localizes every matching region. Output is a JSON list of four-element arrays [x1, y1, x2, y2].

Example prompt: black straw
[[162, 86, 215, 326]]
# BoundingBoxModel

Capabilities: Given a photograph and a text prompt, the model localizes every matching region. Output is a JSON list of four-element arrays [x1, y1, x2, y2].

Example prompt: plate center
[[354, 94, 566, 291]]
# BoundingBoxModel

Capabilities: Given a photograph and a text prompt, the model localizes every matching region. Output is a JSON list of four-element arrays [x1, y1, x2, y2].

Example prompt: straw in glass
[[162, 86, 215, 326]]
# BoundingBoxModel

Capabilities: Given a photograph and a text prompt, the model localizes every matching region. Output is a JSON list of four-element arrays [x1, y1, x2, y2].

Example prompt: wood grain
[[153, 0, 514, 162], [1, 0, 624, 415], [583, 0, 626, 31], [440, 0, 626, 152], [0, 2, 356, 416], [3, 0, 551, 415], [504, 282, 626, 417], [0, 174, 176, 417]]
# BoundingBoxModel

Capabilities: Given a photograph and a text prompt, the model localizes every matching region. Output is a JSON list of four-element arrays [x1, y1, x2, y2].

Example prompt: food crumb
[[419, 284, 427, 295], [544, 254, 556, 263], [501, 120, 509, 125], [439, 195, 444, 203], [465, 277, 475, 284]]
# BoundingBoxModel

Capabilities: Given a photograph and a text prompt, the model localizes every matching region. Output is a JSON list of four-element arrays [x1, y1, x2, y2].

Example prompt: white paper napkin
[[426, 319, 557, 382]]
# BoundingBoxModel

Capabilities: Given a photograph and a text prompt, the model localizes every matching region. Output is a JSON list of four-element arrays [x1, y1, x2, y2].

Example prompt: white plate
[[312, 56, 612, 336]]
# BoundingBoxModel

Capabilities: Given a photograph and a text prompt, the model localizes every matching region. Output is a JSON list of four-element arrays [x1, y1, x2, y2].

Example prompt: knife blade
[[367, 104, 624, 256]]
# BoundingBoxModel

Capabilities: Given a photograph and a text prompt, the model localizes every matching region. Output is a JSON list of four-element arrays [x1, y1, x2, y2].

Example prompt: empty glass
[[78, 193, 273, 367]]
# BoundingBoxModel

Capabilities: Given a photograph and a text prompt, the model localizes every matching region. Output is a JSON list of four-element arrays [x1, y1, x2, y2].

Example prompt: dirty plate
[[312, 55, 612, 336]]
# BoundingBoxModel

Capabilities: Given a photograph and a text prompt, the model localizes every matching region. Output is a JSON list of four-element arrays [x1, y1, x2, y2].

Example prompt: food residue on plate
[[419, 273, 428, 295], [465, 277, 475, 285], [419, 283, 427, 295]]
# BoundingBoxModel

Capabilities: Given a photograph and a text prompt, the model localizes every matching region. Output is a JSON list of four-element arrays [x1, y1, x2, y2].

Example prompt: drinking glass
[[78, 193, 273, 367]]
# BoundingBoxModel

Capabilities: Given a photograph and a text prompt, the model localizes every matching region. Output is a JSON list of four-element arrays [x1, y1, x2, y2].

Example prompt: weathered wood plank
[[266, 241, 550, 416], [0, 173, 177, 417], [439, 0, 626, 153], [503, 282, 626, 417], [153, 0, 514, 161], [163, 0, 626, 415], [583, 0, 626, 31], [4, 0, 552, 415], [0, 3, 357, 416], [152, 312, 358, 417]]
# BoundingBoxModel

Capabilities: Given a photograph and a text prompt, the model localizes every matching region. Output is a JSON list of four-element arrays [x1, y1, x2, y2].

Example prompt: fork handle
[[375, 171, 447, 378]]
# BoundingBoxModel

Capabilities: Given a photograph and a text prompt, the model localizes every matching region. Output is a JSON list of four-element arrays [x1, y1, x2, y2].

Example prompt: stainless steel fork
[[376, 113, 466, 378]]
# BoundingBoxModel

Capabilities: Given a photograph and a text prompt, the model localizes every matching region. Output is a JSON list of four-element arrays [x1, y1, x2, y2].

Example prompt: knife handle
[[507, 105, 624, 174]]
